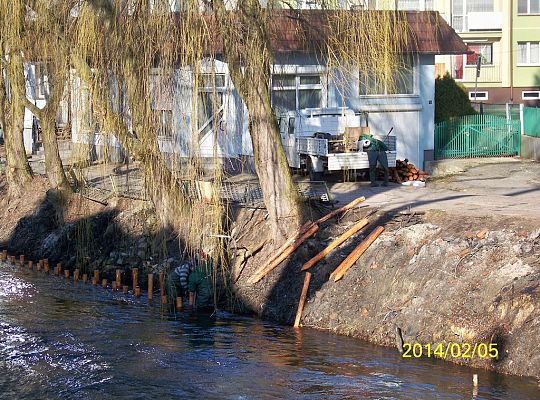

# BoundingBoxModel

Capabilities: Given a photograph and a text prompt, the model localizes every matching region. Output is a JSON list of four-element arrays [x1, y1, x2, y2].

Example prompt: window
[[518, 0, 540, 14], [359, 57, 414, 95], [466, 43, 493, 65], [469, 91, 488, 100], [197, 74, 226, 136], [522, 91, 540, 100], [397, 0, 434, 10], [271, 74, 323, 114], [518, 42, 540, 65], [452, 0, 494, 32]]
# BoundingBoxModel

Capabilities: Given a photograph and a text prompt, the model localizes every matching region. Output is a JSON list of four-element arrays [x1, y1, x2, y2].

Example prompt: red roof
[[262, 10, 467, 55]]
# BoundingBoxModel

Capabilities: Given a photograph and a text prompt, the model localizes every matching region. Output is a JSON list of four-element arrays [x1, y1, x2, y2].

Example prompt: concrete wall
[[521, 135, 540, 162]]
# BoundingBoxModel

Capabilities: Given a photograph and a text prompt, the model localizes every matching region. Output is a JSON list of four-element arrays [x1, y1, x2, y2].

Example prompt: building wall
[[512, 0, 540, 90]]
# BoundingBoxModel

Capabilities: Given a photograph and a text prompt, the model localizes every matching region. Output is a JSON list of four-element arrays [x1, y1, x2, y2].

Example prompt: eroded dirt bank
[[231, 208, 540, 379]]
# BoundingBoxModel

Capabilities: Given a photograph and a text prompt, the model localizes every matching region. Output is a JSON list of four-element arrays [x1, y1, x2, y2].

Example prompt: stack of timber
[[393, 159, 429, 182]]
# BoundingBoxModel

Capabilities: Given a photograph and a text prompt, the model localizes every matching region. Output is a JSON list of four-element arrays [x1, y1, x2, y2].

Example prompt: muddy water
[[0, 263, 539, 400]]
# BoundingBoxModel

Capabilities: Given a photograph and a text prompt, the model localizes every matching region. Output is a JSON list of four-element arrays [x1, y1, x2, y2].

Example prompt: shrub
[[435, 73, 476, 123]]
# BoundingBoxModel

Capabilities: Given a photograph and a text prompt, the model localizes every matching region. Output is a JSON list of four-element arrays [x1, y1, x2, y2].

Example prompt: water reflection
[[0, 262, 539, 399]]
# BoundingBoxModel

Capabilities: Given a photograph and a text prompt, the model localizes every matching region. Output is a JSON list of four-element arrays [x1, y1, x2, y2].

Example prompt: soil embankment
[[230, 207, 540, 379]]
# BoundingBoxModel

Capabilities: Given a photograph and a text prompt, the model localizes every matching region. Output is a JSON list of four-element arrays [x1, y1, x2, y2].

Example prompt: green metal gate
[[523, 106, 540, 138], [434, 115, 521, 160]]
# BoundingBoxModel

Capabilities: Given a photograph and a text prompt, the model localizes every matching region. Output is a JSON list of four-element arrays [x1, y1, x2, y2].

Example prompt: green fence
[[435, 115, 521, 160], [523, 106, 540, 138]]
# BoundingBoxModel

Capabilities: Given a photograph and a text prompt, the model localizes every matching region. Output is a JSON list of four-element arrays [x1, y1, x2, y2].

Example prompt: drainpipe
[[509, 0, 514, 103]]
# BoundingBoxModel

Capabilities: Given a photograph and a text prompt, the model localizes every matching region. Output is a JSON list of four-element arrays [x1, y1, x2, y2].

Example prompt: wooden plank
[[314, 196, 365, 225], [247, 224, 319, 284], [331, 226, 385, 282], [294, 272, 312, 328], [301, 218, 369, 271]]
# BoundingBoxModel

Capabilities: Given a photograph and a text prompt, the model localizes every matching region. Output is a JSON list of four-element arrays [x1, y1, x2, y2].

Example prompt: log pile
[[394, 159, 429, 182]]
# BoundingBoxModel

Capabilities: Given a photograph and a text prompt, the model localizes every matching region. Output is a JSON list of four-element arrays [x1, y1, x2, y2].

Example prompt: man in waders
[[359, 132, 389, 187], [188, 252, 214, 311], [170, 257, 194, 303]]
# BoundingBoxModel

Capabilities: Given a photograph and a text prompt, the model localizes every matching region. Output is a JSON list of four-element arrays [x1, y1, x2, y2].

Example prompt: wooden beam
[[314, 196, 365, 225], [301, 218, 369, 271], [294, 271, 312, 328], [248, 224, 319, 284], [331, 226, 385, 282]]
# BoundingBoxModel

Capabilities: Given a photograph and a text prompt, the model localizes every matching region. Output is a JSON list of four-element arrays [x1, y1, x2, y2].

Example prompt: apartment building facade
[[358, 0, 540, 106]]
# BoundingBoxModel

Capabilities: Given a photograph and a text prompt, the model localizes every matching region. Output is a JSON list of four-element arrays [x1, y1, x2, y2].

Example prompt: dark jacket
[[360, 134, 388, 152], [188, 262, 213, 307]]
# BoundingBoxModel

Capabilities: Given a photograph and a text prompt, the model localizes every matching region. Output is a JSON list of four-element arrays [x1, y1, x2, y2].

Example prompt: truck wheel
[[307, 158, 323, 181]]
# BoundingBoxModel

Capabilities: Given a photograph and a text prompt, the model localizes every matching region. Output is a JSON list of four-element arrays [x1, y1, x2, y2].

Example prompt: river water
[[1, 263, 539, 400]]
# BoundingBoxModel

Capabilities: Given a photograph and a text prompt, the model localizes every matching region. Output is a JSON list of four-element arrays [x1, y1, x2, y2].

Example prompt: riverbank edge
[[1, 177, 539, 380]]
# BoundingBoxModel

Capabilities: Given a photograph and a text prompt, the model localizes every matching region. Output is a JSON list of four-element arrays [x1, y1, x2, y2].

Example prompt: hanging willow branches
[[1, 0, 419, 255]]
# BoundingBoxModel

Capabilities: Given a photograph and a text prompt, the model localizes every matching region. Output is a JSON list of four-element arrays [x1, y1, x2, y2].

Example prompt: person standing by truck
[[360, 132, 389, 187]]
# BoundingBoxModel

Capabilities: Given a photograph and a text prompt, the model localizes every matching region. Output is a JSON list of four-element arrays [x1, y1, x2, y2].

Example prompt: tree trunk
[[2, 55, 33, 195], [215, 0, 302, 240], [40, 115, 70, 190], [244, 84, 302, 239]]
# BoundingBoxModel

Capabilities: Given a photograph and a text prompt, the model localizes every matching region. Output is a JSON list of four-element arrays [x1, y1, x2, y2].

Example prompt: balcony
[[452, 12, 503, 33], [452, 64, 502, 84]]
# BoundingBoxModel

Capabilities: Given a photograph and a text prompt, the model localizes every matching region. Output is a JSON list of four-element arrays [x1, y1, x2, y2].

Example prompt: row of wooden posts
[[0, 250, 192, 310], [247, 196, 385, 328]]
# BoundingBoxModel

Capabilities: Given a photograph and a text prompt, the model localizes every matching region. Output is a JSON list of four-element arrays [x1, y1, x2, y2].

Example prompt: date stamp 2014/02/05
[[402, 343, 499, 359]]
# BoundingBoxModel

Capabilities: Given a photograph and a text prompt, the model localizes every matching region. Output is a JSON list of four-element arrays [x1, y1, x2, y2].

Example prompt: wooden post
[[331, 226, 385, 282], [123, 285, 128, 294], [112, 281, 117, 291], [73, 269, 80, 282], [115, 269, 121, 288], [132, 268, 138, 292], [19, 255, 24, 267], [473, 374, 478, 387], [102, 278, 107, 288], [147, 273, 154, 300], [93, 270, 99, 283], [294, 272, 312, 328], [44, 262, 49, 274], [302, 218, 369, 271], [175, 296, 183, 310], [64, 269, 70, 279], [159, 272, 165, 301], [189, 292, 194, 307], [10, 255, 15, 265], [92, 277, 97, 286], [134, 287, 141, 297], [29, 260, 34, 270], [56, 263, 61, 276], [1, 250, 6, 262], [82, 273, 88, 284], [161, 295, 168, 305]]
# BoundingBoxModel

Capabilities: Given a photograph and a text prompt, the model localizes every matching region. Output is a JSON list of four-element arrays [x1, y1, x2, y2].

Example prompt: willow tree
[[0, 0, 33, 195], [65, 0, 417, 249], [23, 0, 73, 191]]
